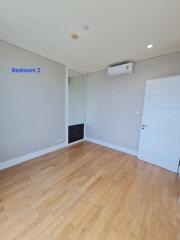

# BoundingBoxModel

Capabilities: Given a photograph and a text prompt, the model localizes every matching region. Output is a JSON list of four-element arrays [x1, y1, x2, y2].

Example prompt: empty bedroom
[[0, 0, 180, 239]]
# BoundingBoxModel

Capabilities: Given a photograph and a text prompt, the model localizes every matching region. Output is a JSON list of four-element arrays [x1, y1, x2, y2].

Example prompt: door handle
[[142, 124, 148, 129]]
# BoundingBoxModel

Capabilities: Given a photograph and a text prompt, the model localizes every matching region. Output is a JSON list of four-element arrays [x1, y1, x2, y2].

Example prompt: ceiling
[[0, 0, 180, 73]]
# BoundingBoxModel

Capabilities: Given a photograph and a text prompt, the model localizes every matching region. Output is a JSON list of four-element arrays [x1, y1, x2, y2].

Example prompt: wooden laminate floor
[[0, 141, 180, 240]]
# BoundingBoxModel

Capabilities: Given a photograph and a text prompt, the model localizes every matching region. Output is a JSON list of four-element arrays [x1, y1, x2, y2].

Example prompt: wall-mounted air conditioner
[[107, 62, 135, 77]]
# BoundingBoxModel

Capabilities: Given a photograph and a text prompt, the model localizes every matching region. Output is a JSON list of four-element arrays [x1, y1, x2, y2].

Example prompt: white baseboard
[[0, 137, 137, 171], [0, 142, 67, 170], [85, 137, 138, 156]]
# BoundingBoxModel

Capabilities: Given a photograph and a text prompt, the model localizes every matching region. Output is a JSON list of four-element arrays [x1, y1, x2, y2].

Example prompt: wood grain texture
[[0, 141, 180, 240]]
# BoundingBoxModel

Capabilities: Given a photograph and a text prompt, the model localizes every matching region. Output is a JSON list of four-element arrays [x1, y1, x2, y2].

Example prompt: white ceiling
[[0, 0, 180, 73]]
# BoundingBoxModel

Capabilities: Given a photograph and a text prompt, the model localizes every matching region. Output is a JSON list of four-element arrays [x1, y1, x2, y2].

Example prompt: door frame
[[65, 66, 69, 145]]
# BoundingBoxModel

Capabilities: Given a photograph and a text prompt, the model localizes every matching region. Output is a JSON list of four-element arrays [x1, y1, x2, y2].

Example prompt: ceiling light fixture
[[71, 33, 78, 40], [147, 44, 154, 49]]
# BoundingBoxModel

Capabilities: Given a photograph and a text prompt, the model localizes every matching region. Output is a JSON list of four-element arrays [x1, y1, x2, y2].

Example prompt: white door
[[138, 75, 180, 172]]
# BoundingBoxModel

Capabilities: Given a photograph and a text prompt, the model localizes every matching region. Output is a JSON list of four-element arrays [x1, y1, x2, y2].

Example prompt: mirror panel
[[68, 69, 85, 143]]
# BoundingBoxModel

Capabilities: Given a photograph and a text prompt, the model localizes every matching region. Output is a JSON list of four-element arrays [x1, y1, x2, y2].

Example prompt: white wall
[[68, 75, 85, 125], [86, 51, 180, 152], [0, 40, 65, 163]]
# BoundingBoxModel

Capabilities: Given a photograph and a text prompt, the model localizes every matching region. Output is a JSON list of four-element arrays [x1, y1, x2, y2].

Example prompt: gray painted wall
[[0, 40, 65, 163], [86, 51, 180, 152], [68, 75, 85, 125]]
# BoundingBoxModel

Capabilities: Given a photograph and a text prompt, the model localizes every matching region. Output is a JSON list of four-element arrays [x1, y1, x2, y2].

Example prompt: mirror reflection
[[68, 69, 85, 143]]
